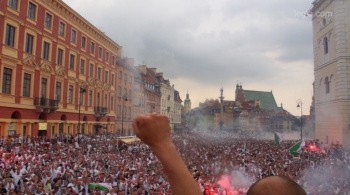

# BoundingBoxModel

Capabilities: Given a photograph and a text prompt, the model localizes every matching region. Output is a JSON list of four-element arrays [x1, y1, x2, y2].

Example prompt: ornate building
[[183, 91, 191, 114], [233, 85, 295, 132], [158, 73, 175, 129], [189, 86, 296, 132], [136, 65, 161, 114], [0, 0, 133, 137], [173, 90, 183, 130], [310, 0, 350, 148]]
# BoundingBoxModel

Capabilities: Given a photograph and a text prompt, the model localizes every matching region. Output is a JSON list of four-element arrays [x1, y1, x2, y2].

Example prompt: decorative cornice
[[40, 61, 54, 74], [88, 78, 96, 88], [55, 65, 67, 77], [23, 55, 38, 69], [95, 80, 104, 89], [79, 81, 88, 88], [103, 83, 110, 91]]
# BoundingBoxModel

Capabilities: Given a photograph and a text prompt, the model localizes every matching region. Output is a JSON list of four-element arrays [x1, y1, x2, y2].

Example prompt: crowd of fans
[[0, 131, 349, 194]]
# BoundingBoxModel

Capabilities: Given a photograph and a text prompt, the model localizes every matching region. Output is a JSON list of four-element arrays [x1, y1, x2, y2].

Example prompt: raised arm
[[132, 114, 202, 195]]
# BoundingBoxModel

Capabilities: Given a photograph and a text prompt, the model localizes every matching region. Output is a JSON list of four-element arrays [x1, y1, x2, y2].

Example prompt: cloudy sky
[[63, 0, 314, 115]]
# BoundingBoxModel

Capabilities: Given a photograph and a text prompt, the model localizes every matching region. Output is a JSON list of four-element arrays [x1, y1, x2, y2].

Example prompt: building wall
[[312, 0, 350, 148], [160, 82, 175, 128], [115, 60, 134, 136], [0, 0, 133, 137]]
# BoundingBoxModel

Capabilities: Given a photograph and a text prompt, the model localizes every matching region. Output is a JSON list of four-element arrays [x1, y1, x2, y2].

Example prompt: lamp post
[[121, 95, 128, 136], [296, 99, 303, 140], [78, 87, 86, 143]]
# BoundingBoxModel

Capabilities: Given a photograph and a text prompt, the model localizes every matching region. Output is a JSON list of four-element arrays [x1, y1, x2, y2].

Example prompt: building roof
[[243, 90, 278, 110]]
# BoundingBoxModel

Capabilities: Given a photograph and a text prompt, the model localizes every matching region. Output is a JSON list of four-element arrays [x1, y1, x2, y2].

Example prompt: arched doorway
[[59, 115, 67, 136], [94, 117, 101, 135], [9, 111, 21, 137], [38, 113, 47, 137]]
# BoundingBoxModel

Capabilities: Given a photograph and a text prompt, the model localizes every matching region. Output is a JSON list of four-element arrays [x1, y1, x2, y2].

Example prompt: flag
[[289, 141, 305, 157], [274, 132, 281, 145], [88, 183, 112, 192]]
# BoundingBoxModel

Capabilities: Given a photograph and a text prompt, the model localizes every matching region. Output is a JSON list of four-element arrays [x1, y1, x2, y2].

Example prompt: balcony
[[34, 97, 59, 113], [94, 106, 108, 118]]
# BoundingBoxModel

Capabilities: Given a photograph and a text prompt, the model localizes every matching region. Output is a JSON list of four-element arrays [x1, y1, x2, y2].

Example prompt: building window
[[99, 47, 102, 58], [104, 70, 108, 83], [97, 92, 101, 107], [69, 54, 75, 70], [57, 48, 63, 65], [111, 74, 115, 86], [89, 64, 94, 77], [28, 2, 36, 20], [56, 81, 61, 102], [104, 94, 108, 107], [79, 89, 84, 105], [2, 68, 12, 94], [81, 36, 86, 49], [97, 67, 102, 80], [59, 22, 65, 37], [111, 96, 114, 111], [90, 42, 95, 54], [44, 12, 52, 30], [80, 59, 85, 74], [68, 85, 73, 104], [106, 52, 109, 62], [42, 41, 50, 60], [25, 33, 34, 54], [5, 24, 16, 47], [324, 36, 328, 54], [88, 90, 93, 106], [71, 29, 76, 43], [325, 76, 330, 94], [41, 78, 47, 98], [8, 0, 18, 10], [23, 73, 31, 97]]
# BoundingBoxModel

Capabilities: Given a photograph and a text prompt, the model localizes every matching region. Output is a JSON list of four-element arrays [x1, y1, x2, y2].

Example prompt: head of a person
[[247, 175, 306, 195]]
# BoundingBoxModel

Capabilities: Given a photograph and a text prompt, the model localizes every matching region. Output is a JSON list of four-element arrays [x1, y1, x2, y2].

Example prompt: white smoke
[[299, 155, 350, 194]]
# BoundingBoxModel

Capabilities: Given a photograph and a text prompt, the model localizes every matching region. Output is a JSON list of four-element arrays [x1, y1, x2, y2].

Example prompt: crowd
[[0, 131, 349, 194]]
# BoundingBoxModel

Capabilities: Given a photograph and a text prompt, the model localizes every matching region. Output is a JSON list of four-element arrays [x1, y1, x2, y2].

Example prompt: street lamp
[[121, 95, 128, 136], [78, 87, 86, 142], [296, 99, 303, 140]]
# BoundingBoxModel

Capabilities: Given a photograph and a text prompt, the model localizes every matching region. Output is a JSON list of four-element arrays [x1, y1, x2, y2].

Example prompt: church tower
[[184, 91, 192, 114], [310, 0, 350, 148]]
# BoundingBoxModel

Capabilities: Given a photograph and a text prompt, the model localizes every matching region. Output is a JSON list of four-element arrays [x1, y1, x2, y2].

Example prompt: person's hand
[[132, 114, 172, 149]]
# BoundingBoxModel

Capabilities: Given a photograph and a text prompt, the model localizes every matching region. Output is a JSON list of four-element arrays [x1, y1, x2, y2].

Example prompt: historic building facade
[[183, 91, 191, 114], [310, 0, 350, 148], [173, 90, 183, 130], [233, 85, 295, 132], [0, 0, 133, 137], [136, 65, 161, 114], [158, 73, 175, 129]]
